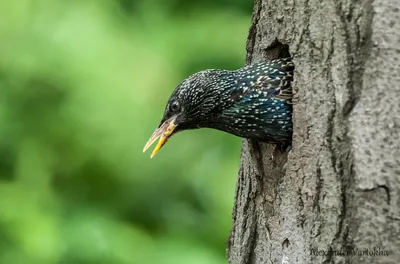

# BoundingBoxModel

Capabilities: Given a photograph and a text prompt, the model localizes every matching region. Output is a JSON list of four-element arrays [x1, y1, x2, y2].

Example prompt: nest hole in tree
[[263, 40, 291, 60]]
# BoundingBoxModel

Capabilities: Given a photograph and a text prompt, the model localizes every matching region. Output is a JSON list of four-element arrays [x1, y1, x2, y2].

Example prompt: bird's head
[[143, 69, 229, 158]]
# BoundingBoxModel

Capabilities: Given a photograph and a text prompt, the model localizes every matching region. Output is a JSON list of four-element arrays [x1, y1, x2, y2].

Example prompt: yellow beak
[[143, 116, 178, 158]]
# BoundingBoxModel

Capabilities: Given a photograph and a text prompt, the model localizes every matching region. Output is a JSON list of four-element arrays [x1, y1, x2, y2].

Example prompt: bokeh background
[[0, 1, 252, 263]]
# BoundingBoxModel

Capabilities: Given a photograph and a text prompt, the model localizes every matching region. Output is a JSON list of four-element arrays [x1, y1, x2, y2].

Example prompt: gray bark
[[227, 0, 400, 263]]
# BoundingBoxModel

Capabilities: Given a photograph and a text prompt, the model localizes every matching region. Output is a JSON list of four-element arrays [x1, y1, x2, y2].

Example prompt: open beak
[[143, 116, 178, 158]]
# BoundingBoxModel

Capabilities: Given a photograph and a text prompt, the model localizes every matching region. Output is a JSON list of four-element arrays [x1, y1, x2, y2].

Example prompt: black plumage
[[144, 58, 294, 157]]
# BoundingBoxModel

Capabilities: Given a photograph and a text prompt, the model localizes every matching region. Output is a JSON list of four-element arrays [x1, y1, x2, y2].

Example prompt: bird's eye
[[170, 101, 180, 112]]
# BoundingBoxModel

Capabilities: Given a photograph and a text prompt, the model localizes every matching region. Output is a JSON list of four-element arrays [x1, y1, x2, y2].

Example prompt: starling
[[143, 58, 294, 158]]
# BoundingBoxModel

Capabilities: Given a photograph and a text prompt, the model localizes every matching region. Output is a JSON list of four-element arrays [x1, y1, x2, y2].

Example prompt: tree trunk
[[227, 0, 400, 263]]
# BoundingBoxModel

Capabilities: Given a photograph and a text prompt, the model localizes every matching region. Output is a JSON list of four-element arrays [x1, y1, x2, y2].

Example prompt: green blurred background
[[0, 1, 252, 263]]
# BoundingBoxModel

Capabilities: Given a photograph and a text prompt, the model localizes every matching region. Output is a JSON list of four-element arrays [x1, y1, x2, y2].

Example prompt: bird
[[143, 57, 294, 158]]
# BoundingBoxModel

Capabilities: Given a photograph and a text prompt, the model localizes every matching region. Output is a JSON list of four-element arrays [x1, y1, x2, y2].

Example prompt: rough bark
[[227, 0, 400, 263]]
